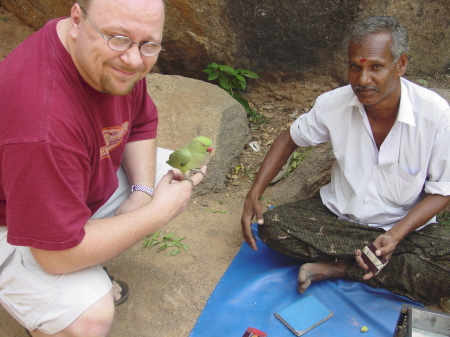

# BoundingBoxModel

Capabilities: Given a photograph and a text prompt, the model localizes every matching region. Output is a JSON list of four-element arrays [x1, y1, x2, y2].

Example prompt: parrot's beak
[[207, 147, 213, 153]]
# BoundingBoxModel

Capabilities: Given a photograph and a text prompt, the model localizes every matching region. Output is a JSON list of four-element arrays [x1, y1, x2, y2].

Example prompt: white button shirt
[[290, 78, 450, 230]]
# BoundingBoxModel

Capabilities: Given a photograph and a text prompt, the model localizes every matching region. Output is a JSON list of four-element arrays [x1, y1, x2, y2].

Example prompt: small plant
[[203, 63, 260, 115], [142, 230, 190, 256], [1, 16, 9, 22], [283, 148, 312, 179], [247, 109, 270, 126], [417, 78, 429, 87], [205, 207, 227, 214]]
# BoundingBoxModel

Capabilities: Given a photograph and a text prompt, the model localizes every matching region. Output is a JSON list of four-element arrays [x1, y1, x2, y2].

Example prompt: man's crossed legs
[[259, 197, 450, 305]]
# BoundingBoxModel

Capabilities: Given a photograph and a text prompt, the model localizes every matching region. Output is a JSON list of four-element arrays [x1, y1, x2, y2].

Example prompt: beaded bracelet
[[130, 184, 154, 197]]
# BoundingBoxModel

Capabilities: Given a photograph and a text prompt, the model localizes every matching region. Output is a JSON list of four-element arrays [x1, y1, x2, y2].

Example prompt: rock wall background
[[1, 0, 449, 82]]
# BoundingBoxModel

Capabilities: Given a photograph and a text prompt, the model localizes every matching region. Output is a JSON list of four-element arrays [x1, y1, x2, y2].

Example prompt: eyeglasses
[[80, 7, 163, 57]]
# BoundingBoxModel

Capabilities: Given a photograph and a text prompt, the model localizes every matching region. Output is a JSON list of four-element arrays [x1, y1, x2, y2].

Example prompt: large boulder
[[268, 143, 334, 205], [0, 0, 71, 30], [146, 73, 252, 196], [1, 0, 449, 80]]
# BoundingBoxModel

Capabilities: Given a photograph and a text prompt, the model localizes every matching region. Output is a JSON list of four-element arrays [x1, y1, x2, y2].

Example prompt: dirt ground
[[1, 6, 449, 337]]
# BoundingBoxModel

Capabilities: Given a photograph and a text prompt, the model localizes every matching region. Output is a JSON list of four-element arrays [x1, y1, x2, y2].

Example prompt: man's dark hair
[[348, 16, 409, 62]]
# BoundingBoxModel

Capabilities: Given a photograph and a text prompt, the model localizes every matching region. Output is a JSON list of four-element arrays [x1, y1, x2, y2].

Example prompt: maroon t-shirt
[[0, 19, 158, 250]]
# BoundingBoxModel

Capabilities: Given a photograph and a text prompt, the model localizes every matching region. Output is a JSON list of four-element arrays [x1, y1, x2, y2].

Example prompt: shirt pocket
[[377, 163, 424, 208]]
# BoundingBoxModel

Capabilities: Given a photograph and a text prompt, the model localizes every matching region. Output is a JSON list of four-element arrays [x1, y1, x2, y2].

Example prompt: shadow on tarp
[[190, 223, 422, 337]]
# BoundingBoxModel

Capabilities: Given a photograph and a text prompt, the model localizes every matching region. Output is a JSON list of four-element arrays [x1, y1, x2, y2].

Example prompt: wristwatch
[[130, 184, 154, 197]]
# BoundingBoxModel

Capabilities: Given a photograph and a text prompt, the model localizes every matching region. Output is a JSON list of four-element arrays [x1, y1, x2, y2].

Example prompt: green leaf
[[219, 74, 231, 90], [157, 243, 170, 251], [237, 69, 259, 78], [207, 70, 220, 81], [231, 77, 246, 90], [149, 240, 161, 248], [172, 237, 186, 244], [163, 233, 175, 240], [235, 74, 246, 82], [218, 65, 237, 75], [169, 248, 181, 256], [207, 62, 219, 69], [151, 230, 160, 240]]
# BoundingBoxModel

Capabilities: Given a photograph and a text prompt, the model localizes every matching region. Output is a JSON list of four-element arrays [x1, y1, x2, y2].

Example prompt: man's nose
[[358, 68, 372, 86], [120, 43, 144, 69]]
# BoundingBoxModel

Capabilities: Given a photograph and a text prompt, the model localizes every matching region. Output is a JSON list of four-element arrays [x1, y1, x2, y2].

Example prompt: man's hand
[[355, 231, 398, 280], [239, 129, 299, 251], [240, 195, 264, 251], [355, 194, 450, 280], [150, 166, 207, 223], [114, 167, 184, 217]]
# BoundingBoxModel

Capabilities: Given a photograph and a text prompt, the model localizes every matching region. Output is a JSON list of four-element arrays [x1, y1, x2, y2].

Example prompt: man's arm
[[30, 167, 206, 275], [115, 138, 157, 215], [241, 129, 298, 250], [356, 193, 450, 279]]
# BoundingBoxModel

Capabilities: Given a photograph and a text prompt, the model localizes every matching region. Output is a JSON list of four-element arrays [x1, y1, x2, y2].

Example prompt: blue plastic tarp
[[190, 224, 422, 337]]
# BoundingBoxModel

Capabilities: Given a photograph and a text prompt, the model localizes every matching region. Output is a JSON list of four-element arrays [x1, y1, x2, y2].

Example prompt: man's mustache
[[354, 86, 380, 92]]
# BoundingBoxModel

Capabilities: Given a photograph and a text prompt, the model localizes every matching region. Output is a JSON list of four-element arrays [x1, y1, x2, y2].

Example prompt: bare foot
[[298, 262, 346, 293]]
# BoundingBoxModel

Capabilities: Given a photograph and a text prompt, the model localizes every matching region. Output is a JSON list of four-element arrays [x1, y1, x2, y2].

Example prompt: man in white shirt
[[241, 16, 450, 306]]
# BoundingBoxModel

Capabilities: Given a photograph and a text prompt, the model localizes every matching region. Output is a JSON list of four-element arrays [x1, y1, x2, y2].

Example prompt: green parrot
[[166, 136, 213, 184]]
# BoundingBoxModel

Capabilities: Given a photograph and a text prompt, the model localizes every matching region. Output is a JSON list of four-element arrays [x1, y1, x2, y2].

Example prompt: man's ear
[[397, 53, 408, 77], [69, 3, 83, 40]]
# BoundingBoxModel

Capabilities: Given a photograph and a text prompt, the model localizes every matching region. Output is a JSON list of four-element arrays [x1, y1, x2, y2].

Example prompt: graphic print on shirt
[[100, 121, 129, 160]]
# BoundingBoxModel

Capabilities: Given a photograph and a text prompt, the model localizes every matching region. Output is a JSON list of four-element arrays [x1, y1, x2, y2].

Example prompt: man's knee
[[33, 291, 115, 337], [69, 290, 115, 337]]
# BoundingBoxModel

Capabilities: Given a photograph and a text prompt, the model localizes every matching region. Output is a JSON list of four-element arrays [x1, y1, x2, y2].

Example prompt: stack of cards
[[361, 242, 388, 275]]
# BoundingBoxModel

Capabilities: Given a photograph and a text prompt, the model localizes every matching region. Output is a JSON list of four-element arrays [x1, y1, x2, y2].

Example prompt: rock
[[1, 0, 449, 80], [146, 73, 252, 196], [268, 142, 334, 204], [0, 0, 71, 30]]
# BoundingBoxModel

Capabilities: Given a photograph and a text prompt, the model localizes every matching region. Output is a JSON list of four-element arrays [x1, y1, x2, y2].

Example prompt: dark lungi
[[259, 197, 450, 304]]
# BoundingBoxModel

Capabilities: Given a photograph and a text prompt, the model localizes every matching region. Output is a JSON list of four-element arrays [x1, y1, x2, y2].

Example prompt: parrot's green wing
[[166, 148, 192, 175]]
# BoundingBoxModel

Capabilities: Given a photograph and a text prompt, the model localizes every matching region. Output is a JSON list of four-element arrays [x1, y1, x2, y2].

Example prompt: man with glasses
[[0, 0, 205, 336]]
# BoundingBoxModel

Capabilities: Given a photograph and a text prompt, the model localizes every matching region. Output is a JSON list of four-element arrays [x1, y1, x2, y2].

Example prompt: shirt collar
[[397, 79, 416, 126], [347, 79, 416, 127]]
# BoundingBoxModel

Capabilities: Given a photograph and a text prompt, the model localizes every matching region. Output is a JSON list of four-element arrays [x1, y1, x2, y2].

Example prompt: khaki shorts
[[0, 231, 112, 334], [0, 148, 173, 334]]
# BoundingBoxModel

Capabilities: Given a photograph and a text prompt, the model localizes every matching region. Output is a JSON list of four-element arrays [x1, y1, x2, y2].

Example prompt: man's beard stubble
[[99, 61, 146, 96], [99, 72, 140, 96]]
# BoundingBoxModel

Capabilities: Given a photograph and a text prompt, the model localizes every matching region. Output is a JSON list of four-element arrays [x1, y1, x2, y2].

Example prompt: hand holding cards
[[360, 242, 388, 275]]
